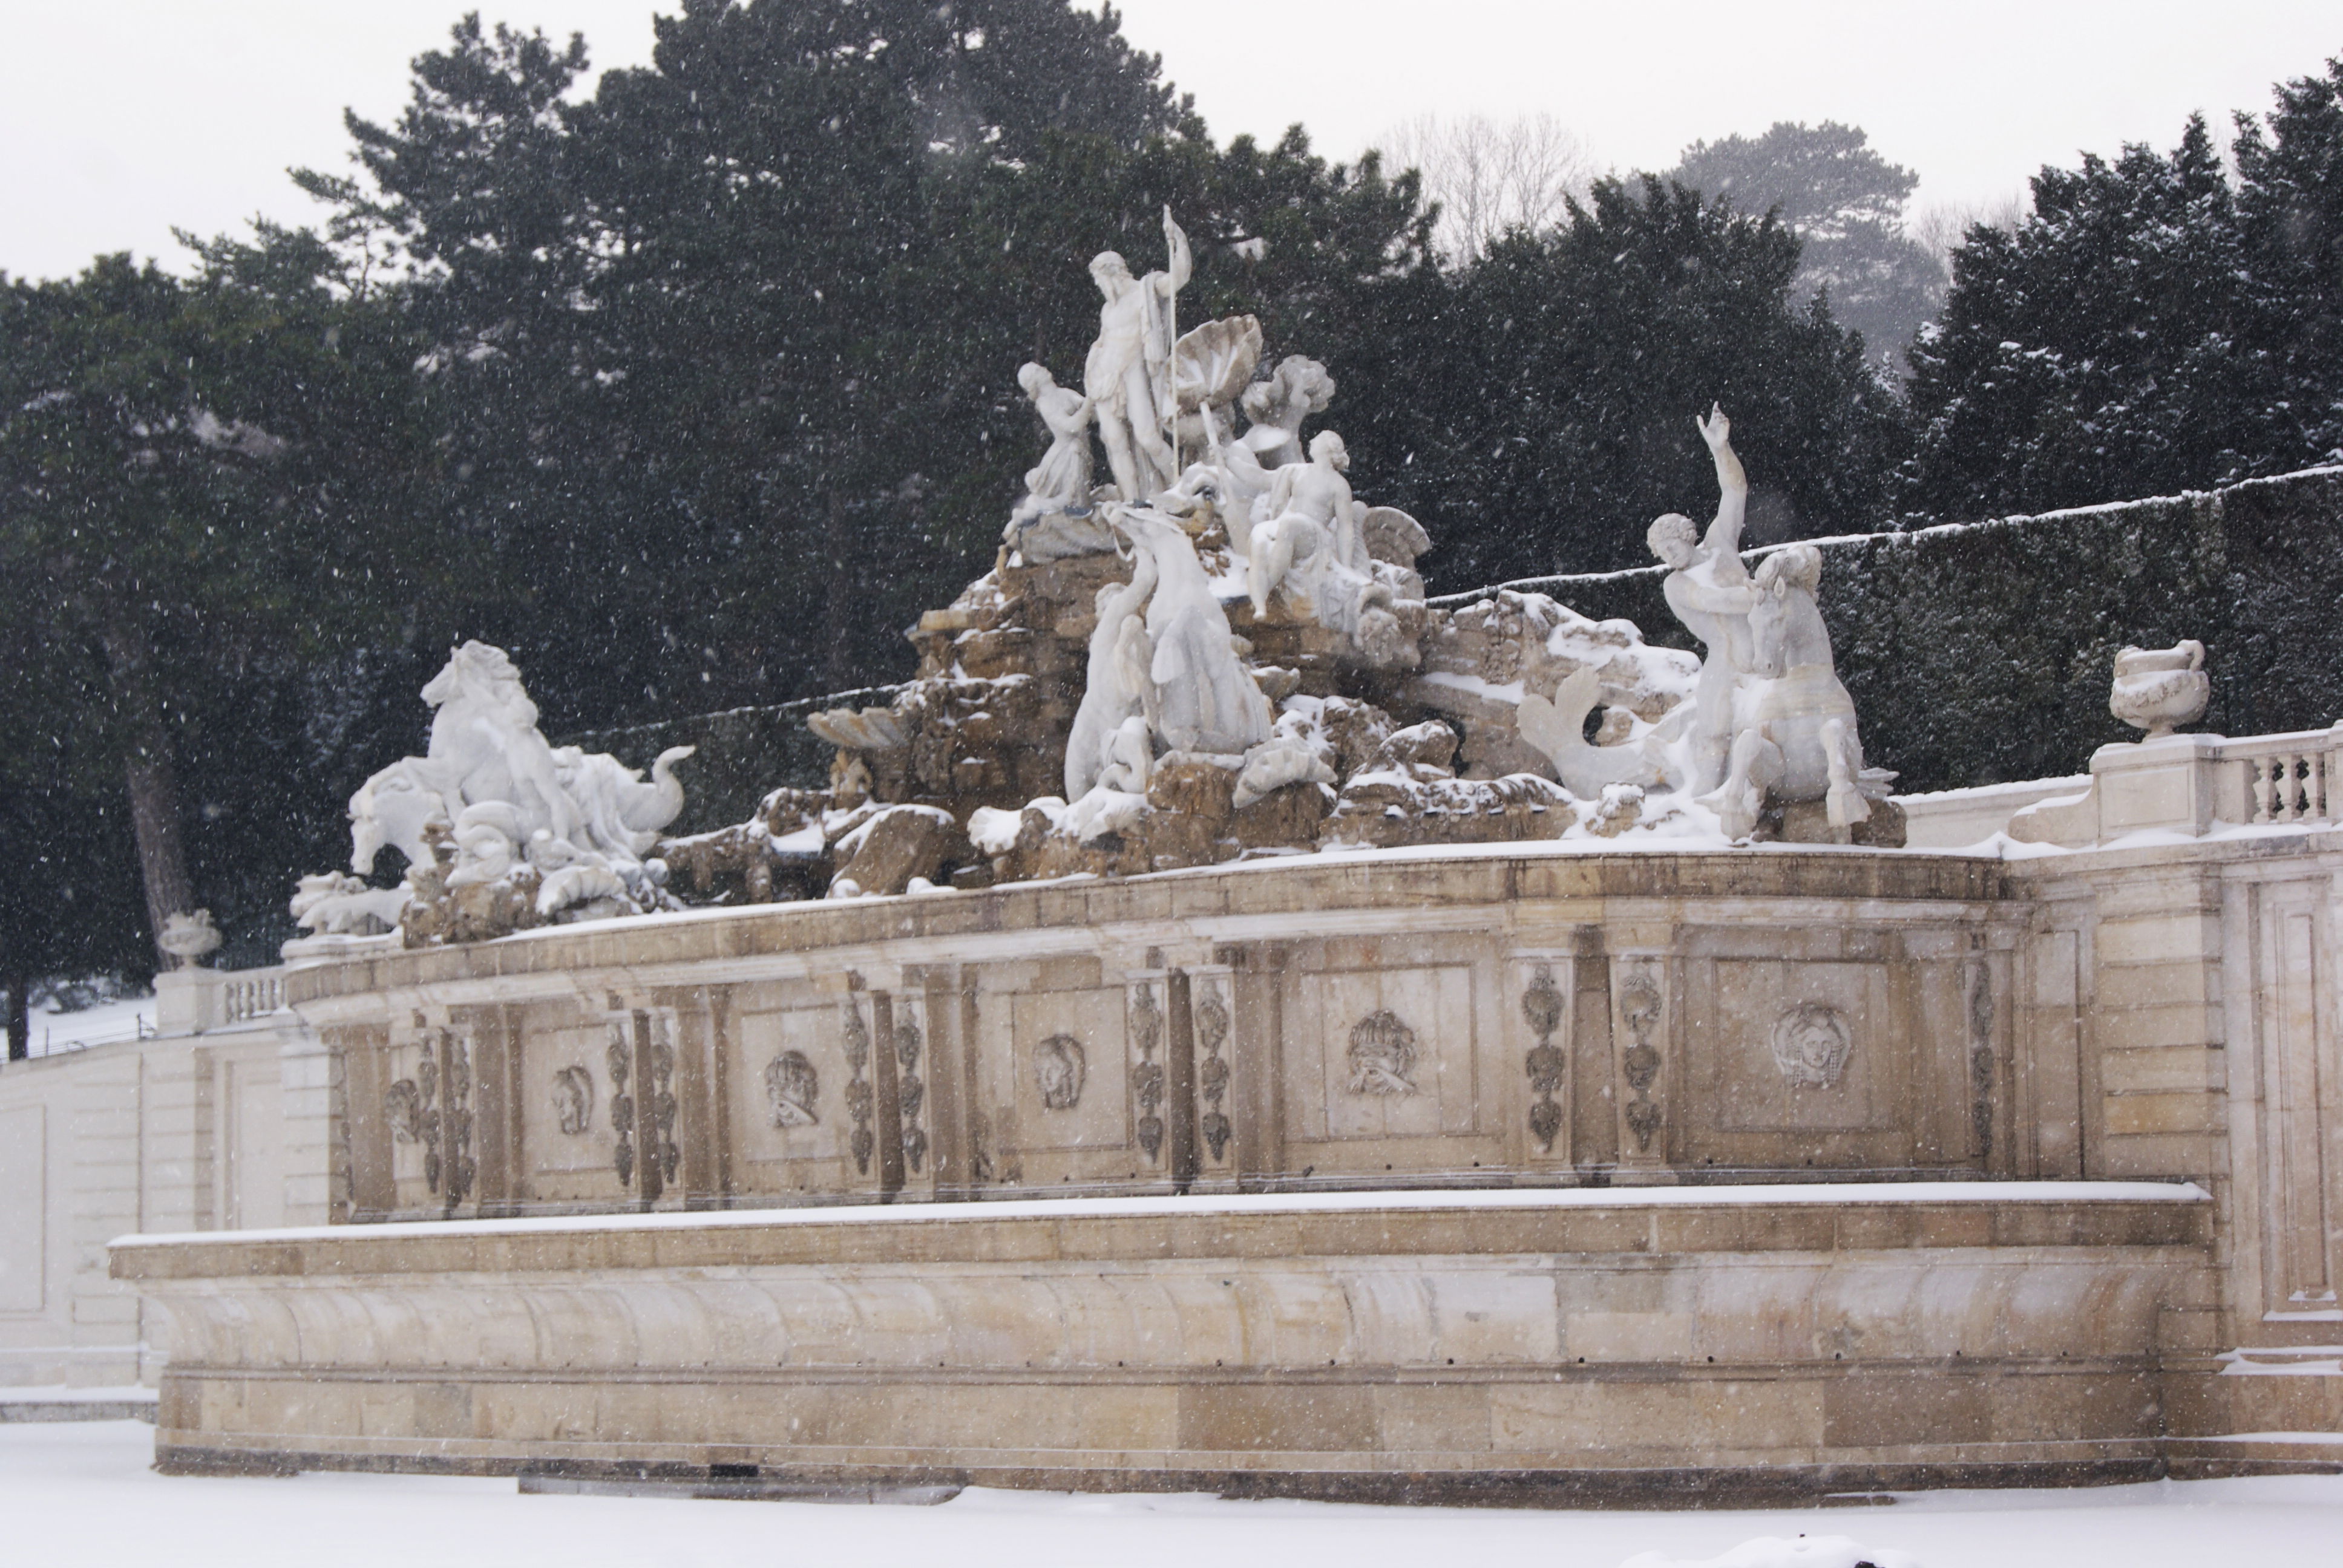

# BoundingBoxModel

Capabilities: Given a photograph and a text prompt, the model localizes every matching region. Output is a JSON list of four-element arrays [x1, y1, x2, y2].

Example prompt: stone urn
[[157, 909, 223, 969], [2109, 639, 2209, 739]]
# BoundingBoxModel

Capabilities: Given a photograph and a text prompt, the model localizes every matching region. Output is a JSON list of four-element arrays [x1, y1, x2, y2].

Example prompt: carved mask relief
[[1130, 984, 1165, 1161], [1346, 1009, 1420, 1097], [1035, 1034, 1087, 1110], [552, 1065, 595, 1135], [1769, 1002, 1852, 1088], [765, 1050, 820, 1128], [1521, 965, 1566, 1152]]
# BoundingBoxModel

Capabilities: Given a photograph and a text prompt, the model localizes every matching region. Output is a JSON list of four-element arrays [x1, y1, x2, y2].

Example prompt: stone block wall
[[0, 1017, 321, 1387]]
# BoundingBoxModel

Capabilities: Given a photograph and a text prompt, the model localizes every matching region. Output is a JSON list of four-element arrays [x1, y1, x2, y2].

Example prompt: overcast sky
[[2, 1, 2336, 281]]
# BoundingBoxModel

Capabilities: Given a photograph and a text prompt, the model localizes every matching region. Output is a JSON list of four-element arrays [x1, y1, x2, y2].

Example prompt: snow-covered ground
[[24, 988, 152, 1057], [8, 1420, 2341, 1568]]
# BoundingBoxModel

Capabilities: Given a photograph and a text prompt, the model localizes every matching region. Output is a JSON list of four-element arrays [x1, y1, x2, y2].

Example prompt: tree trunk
[[824, 489, 856, 692], [124, 741, 195, 951], [101, 620, 197, 960], [4, 969, 27, 1062]]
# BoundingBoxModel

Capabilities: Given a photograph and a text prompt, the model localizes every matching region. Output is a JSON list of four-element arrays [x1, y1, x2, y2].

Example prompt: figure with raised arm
[[1084, 207, 1191, 503], [1647, 404, 1758, 795]]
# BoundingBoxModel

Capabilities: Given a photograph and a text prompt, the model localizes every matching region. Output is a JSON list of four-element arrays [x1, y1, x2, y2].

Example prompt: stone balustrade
[[2235, 728, 2341, 825], [220, 972, 286, 1024], [153, 963, 293, 1035], [2002, 723, 2343, 847]]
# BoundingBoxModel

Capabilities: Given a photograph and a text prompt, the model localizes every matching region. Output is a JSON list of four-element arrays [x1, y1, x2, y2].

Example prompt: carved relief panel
[[729, 1000, 861, 1192], [1608, 955, 1670, 1168], [1004, 985, 1131, 1168], [1694, 959, 1896, 1137], [891, 992, 931, 1182], [1190, 971, 1237, 1171], [520, 1013, 623, 1204], [1290, 961, 1480, 1145], [382, 1021, 477, 1212]]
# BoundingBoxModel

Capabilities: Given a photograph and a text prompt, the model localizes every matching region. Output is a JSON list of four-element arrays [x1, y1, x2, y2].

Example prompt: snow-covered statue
[[1646, 405, 1758, 795], [1003, 362, 1116, 563], [1512, 405, 1892, 842], [1112, 504, 1274, 756], [1248, 432, 1422, 671], [1085, 207, 1191, 503], [315, 642, 695, 942], [1064, 539, 1159, 800], [1699, 544, 1880, 840], [1239, 355, 1336, 469], [1172, 314, 1263, 458]]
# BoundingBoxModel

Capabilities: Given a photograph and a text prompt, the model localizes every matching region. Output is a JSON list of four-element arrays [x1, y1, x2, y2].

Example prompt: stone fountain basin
[[115, 1181, 2210, 1500]]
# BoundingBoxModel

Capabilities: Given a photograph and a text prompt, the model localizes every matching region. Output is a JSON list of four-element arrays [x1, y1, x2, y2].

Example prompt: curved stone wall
[[289, 849, 2021, 1222], [117, 1184, 2212, 1498]]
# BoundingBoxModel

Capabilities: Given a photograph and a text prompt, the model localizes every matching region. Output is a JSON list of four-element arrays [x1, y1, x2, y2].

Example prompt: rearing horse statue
[[1699, 546, 1872, 840]]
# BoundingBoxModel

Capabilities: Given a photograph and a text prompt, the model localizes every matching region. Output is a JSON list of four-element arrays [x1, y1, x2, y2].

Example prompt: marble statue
[[1172, 314, 1263, 460], [1064, 544, 1159, 800], [1515, 665, 1675, 795], [1250, 430, 1366, 616], [1699, 544, 1872, 839], [1244, 431, 1417, 668], [290, 872, 407, 938], [1111, 504, 1273, 756], [1085, 208, 1191, 503], [1240, 356, 1336, 469], [1515, 406, 1886, 843], [1645, 405, 1757, 795], [1003, 362, 1116, 563], [335, 642, 694, 933]]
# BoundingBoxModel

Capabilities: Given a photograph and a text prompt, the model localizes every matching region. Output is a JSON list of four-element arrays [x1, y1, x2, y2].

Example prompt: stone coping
[[113, 1180, 2209, 1280], [287, 847, 2016, 1007]]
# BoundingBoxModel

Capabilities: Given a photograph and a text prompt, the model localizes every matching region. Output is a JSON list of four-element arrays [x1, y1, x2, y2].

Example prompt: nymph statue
[[1004, 362, 1115, 562], [1248, 430, 1366, 619], [1240, 355, 1337, 469]]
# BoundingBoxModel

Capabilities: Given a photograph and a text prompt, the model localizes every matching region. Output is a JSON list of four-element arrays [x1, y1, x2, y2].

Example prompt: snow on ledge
[[113, 1178, 2207, 1252]]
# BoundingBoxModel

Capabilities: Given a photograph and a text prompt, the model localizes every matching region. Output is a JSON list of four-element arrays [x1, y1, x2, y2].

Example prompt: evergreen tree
[[2234, 51, 2343, 466], [1342, 177, 1902, 587], [1668, 121, 1944, 374], [0, 243, 439, 962], [1900, 116, 2281, 520], [310, 2, 1430, 720]]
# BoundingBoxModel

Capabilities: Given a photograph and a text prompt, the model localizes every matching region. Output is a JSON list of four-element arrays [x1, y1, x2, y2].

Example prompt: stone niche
[[299, 848, 2022, 1221]]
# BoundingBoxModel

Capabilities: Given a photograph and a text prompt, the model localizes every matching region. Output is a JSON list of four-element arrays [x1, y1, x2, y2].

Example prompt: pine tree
[[1341, 176, 1902, 587], [309, 1, 1431, 717], [1900, 115, 2283, 520], [0, 243, 436, 962], [1668, 122, 1945, 374], [2235, 51, 2343, 466]]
